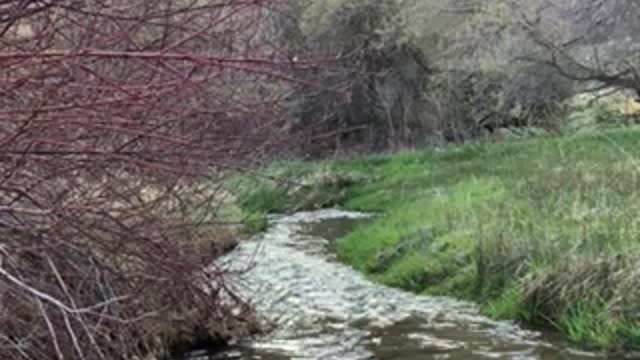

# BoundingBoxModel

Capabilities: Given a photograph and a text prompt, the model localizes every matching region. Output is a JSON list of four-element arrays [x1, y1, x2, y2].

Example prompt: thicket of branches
[[512, 0, 640, 95], [287, 0, 640, 153], [0, 1, 302, 359], [290, 0, 433, 153]]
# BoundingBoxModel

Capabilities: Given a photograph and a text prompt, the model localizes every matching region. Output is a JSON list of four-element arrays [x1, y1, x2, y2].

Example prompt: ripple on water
[[210, 209, 605, 360]]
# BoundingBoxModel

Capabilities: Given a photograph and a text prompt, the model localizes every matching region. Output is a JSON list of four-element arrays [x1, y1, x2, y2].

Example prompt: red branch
[[0, 0, 303, 358]]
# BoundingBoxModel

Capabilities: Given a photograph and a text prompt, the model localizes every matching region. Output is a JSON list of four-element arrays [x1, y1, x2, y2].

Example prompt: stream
[[197, 209, 621, 360]]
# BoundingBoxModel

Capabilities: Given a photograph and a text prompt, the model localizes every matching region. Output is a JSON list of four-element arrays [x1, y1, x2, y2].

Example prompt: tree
[[422, 1, 576, 134], [507, 0, 640, 95], [291, 0, 432, 153], [290, 0, 577, 151], [0, 1, 302, 358]]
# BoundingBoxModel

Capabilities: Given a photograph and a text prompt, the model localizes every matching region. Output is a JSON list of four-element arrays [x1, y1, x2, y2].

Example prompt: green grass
[[226, 163, 368, 232], [559, 301, 640, 350], [483, 286, 532, 321], [232, 128, 640, 350]]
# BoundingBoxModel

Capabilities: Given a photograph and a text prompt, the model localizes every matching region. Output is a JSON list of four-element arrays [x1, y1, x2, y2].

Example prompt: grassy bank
[[232, 128, 640, 351]]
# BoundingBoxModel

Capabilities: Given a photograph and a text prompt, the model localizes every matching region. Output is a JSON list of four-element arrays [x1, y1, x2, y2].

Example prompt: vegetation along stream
[[187, 209, 630, 360]]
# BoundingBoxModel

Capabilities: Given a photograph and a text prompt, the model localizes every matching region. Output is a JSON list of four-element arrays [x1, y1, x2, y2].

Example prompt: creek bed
[[198, 210, 614, 360]]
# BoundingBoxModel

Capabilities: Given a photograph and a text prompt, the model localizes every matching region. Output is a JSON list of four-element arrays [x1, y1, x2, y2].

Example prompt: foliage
[[230, 164, 368, 231]]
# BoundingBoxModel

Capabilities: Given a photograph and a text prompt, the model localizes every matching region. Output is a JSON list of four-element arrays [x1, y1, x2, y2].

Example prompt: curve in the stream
[[206, 210, 611, 360]]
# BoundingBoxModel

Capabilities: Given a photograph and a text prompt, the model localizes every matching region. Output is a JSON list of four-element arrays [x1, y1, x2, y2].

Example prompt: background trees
[[513, 0, 640, 96], [289, 0, 432, 153], [288, 0, 589, 154]]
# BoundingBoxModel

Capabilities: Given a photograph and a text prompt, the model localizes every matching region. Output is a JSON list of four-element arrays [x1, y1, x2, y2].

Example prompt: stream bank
[[231, 128, 640, 351], [199, 210, 615, 359]]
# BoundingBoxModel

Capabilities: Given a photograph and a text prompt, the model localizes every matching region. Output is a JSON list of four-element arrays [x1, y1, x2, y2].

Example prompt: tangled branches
[[0, 0, 302, 358]]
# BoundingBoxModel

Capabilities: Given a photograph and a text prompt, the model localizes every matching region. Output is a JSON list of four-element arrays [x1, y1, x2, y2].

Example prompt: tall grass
[[233, 128, 640, 350]]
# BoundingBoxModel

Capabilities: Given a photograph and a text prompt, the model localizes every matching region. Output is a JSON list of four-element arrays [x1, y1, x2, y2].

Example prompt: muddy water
[[203, 210, 618, 360]]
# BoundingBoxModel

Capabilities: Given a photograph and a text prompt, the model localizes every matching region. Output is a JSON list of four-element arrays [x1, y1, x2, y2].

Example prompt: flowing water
[[197, 210, 625, 360]]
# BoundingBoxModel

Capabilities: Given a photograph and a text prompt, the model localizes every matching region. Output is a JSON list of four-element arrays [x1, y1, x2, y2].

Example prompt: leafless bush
[[0, 0, 304, 359]]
